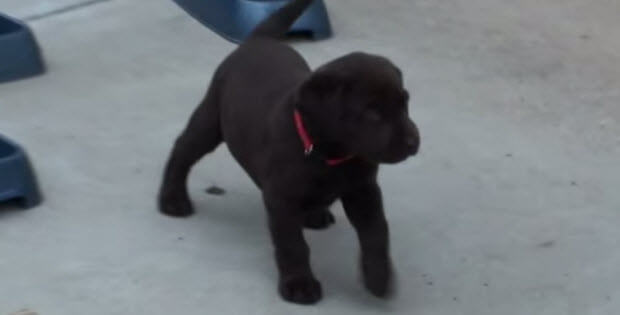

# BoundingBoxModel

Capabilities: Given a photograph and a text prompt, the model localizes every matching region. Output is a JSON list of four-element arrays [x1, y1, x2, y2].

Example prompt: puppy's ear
[[295, 70, 348, 116]]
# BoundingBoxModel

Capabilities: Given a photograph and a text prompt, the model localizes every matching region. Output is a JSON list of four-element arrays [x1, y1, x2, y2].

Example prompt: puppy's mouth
[[379, 152, 414, 164], [350, 119, 420, 165], [367, 146, 418, 164], [382, 135, 420, 163]]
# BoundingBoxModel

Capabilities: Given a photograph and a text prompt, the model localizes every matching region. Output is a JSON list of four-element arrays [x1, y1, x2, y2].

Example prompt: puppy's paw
[[159, 192, 194, 217], [303, 209, 335, 230], [279, 275, 322, 304], [362, 256, 395, 298]]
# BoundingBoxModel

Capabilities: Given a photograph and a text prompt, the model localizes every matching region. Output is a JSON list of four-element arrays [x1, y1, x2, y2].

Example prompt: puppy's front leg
[[263, 194, 322, 304], [342, 182, 394, 298]]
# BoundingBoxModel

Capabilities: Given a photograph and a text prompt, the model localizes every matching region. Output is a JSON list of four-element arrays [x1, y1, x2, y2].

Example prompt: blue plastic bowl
[[173, 0, 332, 43], [0, 13, 45, 83], [0, 135, 42, 208]]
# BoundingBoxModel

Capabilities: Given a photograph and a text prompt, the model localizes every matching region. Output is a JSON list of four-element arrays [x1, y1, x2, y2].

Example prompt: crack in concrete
[[23, 0, 114, 22]]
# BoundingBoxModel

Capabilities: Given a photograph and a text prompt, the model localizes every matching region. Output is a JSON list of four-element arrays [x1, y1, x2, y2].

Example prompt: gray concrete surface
[[1, 0, 619, 314]]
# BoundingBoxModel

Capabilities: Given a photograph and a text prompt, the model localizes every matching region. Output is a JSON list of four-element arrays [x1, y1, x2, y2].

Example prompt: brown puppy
[[159, 0, 419, 304]]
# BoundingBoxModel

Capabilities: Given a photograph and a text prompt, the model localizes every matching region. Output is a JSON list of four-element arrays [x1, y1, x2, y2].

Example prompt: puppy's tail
[[249, 0, 314, 40]]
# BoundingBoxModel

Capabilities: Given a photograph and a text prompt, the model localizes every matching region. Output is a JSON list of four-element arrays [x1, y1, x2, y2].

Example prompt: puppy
[[159, 0, 419, 304]]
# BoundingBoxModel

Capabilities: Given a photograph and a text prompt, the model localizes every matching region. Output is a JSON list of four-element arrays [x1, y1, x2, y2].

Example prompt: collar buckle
[[304, 144, 314, 156]]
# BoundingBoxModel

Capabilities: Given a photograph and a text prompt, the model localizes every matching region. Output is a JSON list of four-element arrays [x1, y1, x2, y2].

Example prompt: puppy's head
[[296, 52, 419, 164]]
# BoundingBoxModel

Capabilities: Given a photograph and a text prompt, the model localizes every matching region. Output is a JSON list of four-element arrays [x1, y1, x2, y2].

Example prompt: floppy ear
[[295, 70, 348, 118]]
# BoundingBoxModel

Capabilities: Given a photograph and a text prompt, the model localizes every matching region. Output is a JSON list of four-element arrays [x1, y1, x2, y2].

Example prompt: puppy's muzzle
[[404, 119, 420, 156]]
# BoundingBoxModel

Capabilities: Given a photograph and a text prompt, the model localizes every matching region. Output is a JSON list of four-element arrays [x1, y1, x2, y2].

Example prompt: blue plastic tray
[[0, 135, 42, 208], [173, 0, 332, 43], [0, 13, 45, 83]]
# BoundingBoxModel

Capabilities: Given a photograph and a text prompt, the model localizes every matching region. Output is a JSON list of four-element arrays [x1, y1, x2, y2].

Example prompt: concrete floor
[[1, 0, 619, 314]]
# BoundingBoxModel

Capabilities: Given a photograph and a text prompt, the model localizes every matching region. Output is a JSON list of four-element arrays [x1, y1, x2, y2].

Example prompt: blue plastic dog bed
[[0, 13, 45, 83], [0, 135, 42, 208], [173, 0, 332, 43]]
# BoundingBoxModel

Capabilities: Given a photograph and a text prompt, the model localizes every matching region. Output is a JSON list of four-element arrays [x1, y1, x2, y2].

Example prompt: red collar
[[293, 110, 354, 166]]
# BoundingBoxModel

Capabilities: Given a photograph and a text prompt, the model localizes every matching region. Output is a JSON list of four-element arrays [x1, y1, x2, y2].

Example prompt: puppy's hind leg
[[159, 85, 222, 217]]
